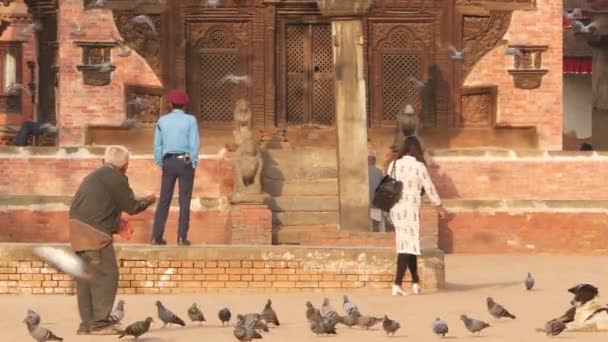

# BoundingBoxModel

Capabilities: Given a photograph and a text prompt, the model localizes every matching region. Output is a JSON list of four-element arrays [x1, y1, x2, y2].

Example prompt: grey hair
[[104, 145, 130, 168]]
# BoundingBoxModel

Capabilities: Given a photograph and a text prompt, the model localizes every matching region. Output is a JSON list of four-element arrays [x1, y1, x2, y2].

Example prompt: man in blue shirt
[[151, 89, 199, 246]]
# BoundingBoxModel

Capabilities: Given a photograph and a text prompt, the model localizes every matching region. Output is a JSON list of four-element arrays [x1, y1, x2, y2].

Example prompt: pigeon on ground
[[33, 246, 90, 280], [26, 310, 41, 326], [156, 300, 186, 327], [23, 316, 63, 342], [219, 307, 232, 326], [320, 298, 340, 325], [382, 315, 400, 336], [309, 314, 338, 335], [130, 15, 157, 34], [305, 301, 318, 322], [544, 319, 566, 336], [118, 317, 153, 340], [460, 314, 490, 335], [339, 314, 358, 327], [236, 315, 269, 332], [188, 303, 206, 325], [432, 317, 449, 337], [260, 299, 280, 326], [343, 295, 361, 317], [525, 272, 535, 291], [110, 300, 125, 324], [356, 315, 384, 330], [234, 324, 263, 341], [487, 297, 516, 319]]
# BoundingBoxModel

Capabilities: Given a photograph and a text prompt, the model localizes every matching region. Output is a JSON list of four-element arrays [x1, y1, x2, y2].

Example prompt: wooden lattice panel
[[286, 25, 306, 124], [312, 25, 334, 126], [381, 53, 422, 122], [200, 53, 238, 125]]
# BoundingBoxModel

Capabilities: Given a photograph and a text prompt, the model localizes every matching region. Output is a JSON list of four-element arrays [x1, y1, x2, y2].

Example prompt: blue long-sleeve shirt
[[154, 109, 200, 167]]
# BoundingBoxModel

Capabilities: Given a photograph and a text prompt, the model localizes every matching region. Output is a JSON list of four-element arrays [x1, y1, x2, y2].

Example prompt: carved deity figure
[[229, 138, 268, 204], [229, 98, 253, 151], [391, 104, 419, 152]]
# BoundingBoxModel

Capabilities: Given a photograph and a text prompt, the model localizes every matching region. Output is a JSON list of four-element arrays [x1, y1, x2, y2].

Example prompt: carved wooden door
[[285, 24, 334, 126]]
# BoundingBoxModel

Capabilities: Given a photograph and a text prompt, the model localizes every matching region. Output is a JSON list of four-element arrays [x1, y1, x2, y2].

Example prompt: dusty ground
[[2, 254, 608, 341]]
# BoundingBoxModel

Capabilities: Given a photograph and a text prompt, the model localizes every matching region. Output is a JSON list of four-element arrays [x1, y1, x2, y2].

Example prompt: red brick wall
[[0, 245, 445, 294], [229, 204, 273, 245], [57, 0, 161, 146], [440, 211, 608, 254], [466, 0, 563, 150], [0, 1, 36, 125]]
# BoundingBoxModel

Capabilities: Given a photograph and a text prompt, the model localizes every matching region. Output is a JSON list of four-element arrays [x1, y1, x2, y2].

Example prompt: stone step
[[262, 149, 337, 181], [268, 196, 339, 212], [263, 178, 338, 196], [272, 211, 339, 226]]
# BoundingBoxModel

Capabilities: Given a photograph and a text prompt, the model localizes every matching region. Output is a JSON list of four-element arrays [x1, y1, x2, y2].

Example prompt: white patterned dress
[[387, 156, 441, 255]]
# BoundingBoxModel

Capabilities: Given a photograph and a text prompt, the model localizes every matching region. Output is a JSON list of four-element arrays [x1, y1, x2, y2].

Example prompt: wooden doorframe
[[276, 15, 332, 127]]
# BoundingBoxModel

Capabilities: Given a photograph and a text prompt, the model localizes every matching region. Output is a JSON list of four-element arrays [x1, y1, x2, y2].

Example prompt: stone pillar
[[318, 0, 374, 232], [586, 6, 608, 149]]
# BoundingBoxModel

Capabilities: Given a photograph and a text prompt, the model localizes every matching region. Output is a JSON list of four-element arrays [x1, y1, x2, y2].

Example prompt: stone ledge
[[0, 244, 445, 294]]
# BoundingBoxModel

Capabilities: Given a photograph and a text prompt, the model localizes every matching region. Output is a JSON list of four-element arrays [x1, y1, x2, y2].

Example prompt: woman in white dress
[[387, 136, 447, 296]]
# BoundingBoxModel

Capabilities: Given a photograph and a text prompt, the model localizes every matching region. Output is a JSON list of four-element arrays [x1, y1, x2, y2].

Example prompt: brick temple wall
[[0, 244, 445, 294], [57, 0, 161, 146], [466, 0, 563, 150]]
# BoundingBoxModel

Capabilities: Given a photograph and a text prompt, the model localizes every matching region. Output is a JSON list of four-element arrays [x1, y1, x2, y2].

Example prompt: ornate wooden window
[[284, 23, 334, 126], [190, 25, 248, 128], [0, 41, 22, 114], [371, 26, 427, 126]]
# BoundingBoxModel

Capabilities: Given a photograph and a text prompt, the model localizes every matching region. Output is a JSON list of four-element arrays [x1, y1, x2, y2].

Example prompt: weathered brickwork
[[57, 0, 161, 146], [0, 245, 445, 294], [466, 0, 563, 149]]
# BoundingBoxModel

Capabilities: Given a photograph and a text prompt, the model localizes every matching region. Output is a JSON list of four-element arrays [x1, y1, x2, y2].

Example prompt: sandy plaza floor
[[2, 254, 608, 341]]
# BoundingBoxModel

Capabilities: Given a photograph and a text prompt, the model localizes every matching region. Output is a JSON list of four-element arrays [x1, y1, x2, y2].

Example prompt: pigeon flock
[[20, 271, 582, 340]]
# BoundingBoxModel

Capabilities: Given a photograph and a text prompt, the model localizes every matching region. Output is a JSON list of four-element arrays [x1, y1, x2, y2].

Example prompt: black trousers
[[151, 157, 195, 241], [394, 253, 419, 285], [75, 243, 118, 330]]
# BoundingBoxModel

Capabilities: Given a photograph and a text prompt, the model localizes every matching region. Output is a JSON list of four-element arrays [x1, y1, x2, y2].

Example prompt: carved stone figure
[[229, 138, 268, 204], [391, 104, 419, 152], [229, 98, 253, 151]]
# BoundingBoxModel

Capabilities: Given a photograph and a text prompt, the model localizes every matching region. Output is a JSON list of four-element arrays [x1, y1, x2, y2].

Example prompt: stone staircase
[[262, 149, 341, 244]]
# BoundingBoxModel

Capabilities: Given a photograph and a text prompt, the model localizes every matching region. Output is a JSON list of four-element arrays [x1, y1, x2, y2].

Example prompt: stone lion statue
[[229, 137, 268, 204], [229, 98, 253, 151]]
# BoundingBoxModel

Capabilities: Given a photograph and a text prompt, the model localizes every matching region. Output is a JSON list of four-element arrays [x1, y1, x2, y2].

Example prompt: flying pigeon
[[219, 307, 232, 326], [432, 317, 449, 337], [89, 0, 108, 8], [233, 323, 262, 341], [109, 300, 125, 324], [460, 314, 490, 335], [356, 315, 383, 330], [525, 272, 535, 291], [505, 47, 523, 57], [382, 314, 400, 336], [33, 246, 90, 280], [260, 299, 280, 326], [188, 303, 206, 325], [7, 83, 32, 97], [544, 319, 566, 336], [565, 8, 584, 20], [156, 300, 186, 327], [573, 20, 598, 34], [448, 45, 465, 60], [487, 297, 516, 319], [207, 0, 220, 8], [69, 22, 87, 38], [130, 15, 157, 34], [19, 21, 43, 37], [342, 295, 360, 317], [23, 316, 63, 342], [221, 74, 252, 86], [118, 317, 153, 340]]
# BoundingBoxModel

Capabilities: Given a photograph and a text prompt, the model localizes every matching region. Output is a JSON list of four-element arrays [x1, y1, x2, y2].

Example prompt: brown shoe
[[89, 325, 121, 335]]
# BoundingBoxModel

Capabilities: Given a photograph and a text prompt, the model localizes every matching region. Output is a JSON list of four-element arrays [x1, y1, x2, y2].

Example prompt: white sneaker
[[412, 283, 421, 295], [392, 285, 408, 296]]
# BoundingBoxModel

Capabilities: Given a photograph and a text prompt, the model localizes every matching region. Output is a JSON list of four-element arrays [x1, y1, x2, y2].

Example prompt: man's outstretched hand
[[144, 193, 156, 205]]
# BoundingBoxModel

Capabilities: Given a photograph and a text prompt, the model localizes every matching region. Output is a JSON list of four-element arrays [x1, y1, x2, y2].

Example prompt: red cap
[[166, 89, 190, 105]]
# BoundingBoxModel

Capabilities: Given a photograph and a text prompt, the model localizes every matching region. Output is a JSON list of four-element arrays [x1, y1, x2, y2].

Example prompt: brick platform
[[0, 244, 445, 295]]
